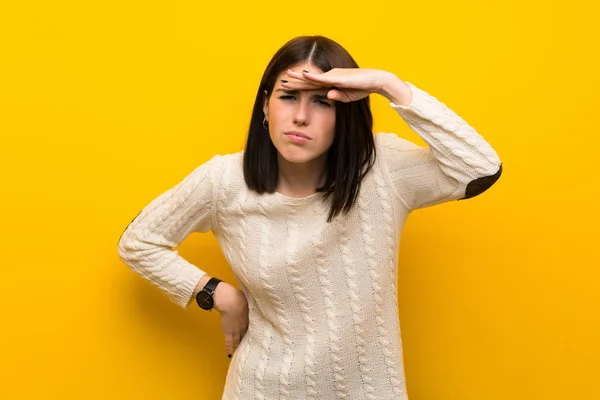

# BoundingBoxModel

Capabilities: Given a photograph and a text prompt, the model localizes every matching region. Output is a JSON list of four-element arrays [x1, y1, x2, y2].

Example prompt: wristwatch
[[195, 277, 223, 311]]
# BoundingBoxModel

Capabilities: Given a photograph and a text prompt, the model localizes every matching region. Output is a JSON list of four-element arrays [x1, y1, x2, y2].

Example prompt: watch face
[[196, 291, 214, 310]]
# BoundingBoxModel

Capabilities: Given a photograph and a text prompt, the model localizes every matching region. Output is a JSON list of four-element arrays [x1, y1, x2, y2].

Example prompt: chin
[[279, 150, 315, 164]]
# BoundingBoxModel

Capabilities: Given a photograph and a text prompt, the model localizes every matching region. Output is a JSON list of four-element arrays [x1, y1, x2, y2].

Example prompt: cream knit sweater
[[117, 81, 502, 399]]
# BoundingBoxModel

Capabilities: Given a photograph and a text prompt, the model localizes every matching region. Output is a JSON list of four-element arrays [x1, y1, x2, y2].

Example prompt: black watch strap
[[203, 277, 222, 296]]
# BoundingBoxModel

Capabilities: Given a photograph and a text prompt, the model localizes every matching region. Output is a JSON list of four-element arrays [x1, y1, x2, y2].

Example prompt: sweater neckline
[[271, 190, 322, 204]]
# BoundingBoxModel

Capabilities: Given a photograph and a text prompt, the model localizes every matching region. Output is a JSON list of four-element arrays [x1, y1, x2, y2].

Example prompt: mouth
[[284, 131, 312, 140]]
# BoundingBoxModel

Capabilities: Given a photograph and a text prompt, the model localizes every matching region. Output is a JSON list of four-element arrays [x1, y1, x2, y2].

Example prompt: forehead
[[280, 63, 322, 74]]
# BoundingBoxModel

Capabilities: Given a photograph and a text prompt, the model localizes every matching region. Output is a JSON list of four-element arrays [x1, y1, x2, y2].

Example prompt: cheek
[[320, 113, 336, 143], [268, 103, 285, 122]]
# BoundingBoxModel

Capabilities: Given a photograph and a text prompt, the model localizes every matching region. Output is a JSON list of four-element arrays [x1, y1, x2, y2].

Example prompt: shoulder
[[202, 150, 244, 195], [373, 132, 426, 167], [197, 150, 243, 175], [220, 150, 244, 178], [374, 132, 420, 152], [373, 132, 436, 178], [184, 151, 243, 196]]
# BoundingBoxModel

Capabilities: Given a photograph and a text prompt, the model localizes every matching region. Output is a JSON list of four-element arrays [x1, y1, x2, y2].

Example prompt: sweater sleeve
[[375, 81, 503, 211], [117, 154, 223, 309]]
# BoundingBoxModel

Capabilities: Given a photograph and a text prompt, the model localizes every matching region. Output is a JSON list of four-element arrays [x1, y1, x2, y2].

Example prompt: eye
[[279, 95, 331, 107]]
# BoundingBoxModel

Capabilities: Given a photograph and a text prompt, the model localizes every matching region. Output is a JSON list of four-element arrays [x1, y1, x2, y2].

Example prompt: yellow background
[[1, 1, 598, 399]]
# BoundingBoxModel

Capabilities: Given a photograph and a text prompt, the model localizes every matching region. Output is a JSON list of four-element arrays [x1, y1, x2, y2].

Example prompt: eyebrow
[[275, 88, 330, 101]]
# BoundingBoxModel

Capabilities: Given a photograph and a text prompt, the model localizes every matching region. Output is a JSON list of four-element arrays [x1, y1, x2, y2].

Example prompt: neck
[[276, 152, 327, 197]]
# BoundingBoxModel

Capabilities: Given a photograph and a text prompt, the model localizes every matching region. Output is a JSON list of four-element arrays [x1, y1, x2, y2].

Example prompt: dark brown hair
[[243, 35, 376, 222]]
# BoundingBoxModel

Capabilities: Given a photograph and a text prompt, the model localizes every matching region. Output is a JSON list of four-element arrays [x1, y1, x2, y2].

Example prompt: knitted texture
[[117, 81, 502, 399]]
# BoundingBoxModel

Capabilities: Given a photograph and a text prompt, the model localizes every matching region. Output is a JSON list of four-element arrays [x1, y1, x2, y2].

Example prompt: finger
[[326, 89, 338, 100], [286, 69, 310, 80], [300, 70, 342, 86], [280, 80, 324, 91], [328, 89, 352, 102], [232, 333, 240, 353], [286, 69, 337, 87], [225, 334, 232, 357], [286, 68, 333, 83], [283, 70, 337, 90]]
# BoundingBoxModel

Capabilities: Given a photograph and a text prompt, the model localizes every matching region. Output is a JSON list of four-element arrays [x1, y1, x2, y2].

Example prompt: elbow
[[117, 230, 134, 263], [461, 162, 503, 199], [117, 231, 148, 276], [117, 225, 141, 264], [117, 211, 142, 257]]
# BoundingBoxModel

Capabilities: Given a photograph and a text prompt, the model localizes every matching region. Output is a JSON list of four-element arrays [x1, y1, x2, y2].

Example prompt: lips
[[284, 131, 312, 140]]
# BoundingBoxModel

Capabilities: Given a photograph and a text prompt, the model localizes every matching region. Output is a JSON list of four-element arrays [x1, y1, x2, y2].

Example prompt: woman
[[118, 35, 502, 399]]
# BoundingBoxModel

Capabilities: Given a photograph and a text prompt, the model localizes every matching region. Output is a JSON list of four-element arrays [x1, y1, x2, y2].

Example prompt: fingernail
[[228, 354, 231, 358], [281, 79, 288, 83]]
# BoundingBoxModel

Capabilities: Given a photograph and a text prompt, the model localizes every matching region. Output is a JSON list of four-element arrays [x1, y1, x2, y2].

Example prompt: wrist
[[213, 282, 237, 313], [194, 275, 224, 312], [378, 72, 413, 106]]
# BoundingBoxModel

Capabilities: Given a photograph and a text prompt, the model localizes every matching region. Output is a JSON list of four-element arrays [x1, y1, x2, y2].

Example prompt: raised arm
[[376, 80, 502, 211]]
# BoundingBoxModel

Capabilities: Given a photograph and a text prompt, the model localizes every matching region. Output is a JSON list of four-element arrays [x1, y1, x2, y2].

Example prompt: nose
[[293, 96, 311, 126]]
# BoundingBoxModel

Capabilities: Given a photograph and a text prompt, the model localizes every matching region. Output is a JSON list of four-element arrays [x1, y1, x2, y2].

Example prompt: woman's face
[[263, 63, 336, 164]]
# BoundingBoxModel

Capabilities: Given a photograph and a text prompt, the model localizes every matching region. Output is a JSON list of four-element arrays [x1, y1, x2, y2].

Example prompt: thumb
[[327, 89, 341, 100]]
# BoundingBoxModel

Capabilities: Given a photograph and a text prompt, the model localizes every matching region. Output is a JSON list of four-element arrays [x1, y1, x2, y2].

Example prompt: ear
[[262, 90, 269, 118]]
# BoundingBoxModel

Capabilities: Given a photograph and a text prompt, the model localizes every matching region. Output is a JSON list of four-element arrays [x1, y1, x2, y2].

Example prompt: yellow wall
[[1, 1, 598, 399]]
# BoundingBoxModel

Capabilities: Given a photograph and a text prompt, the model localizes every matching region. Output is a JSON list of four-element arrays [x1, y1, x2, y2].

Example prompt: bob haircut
[[243, 35, 376, 223]]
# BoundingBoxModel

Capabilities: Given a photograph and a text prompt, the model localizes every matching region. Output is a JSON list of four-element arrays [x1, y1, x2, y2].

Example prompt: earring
[[263, 116, 268, 129]]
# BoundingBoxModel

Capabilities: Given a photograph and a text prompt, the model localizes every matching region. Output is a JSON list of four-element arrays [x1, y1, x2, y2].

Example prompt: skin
[[263, 63, 413, 197], [263, 62, 337, 197]]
